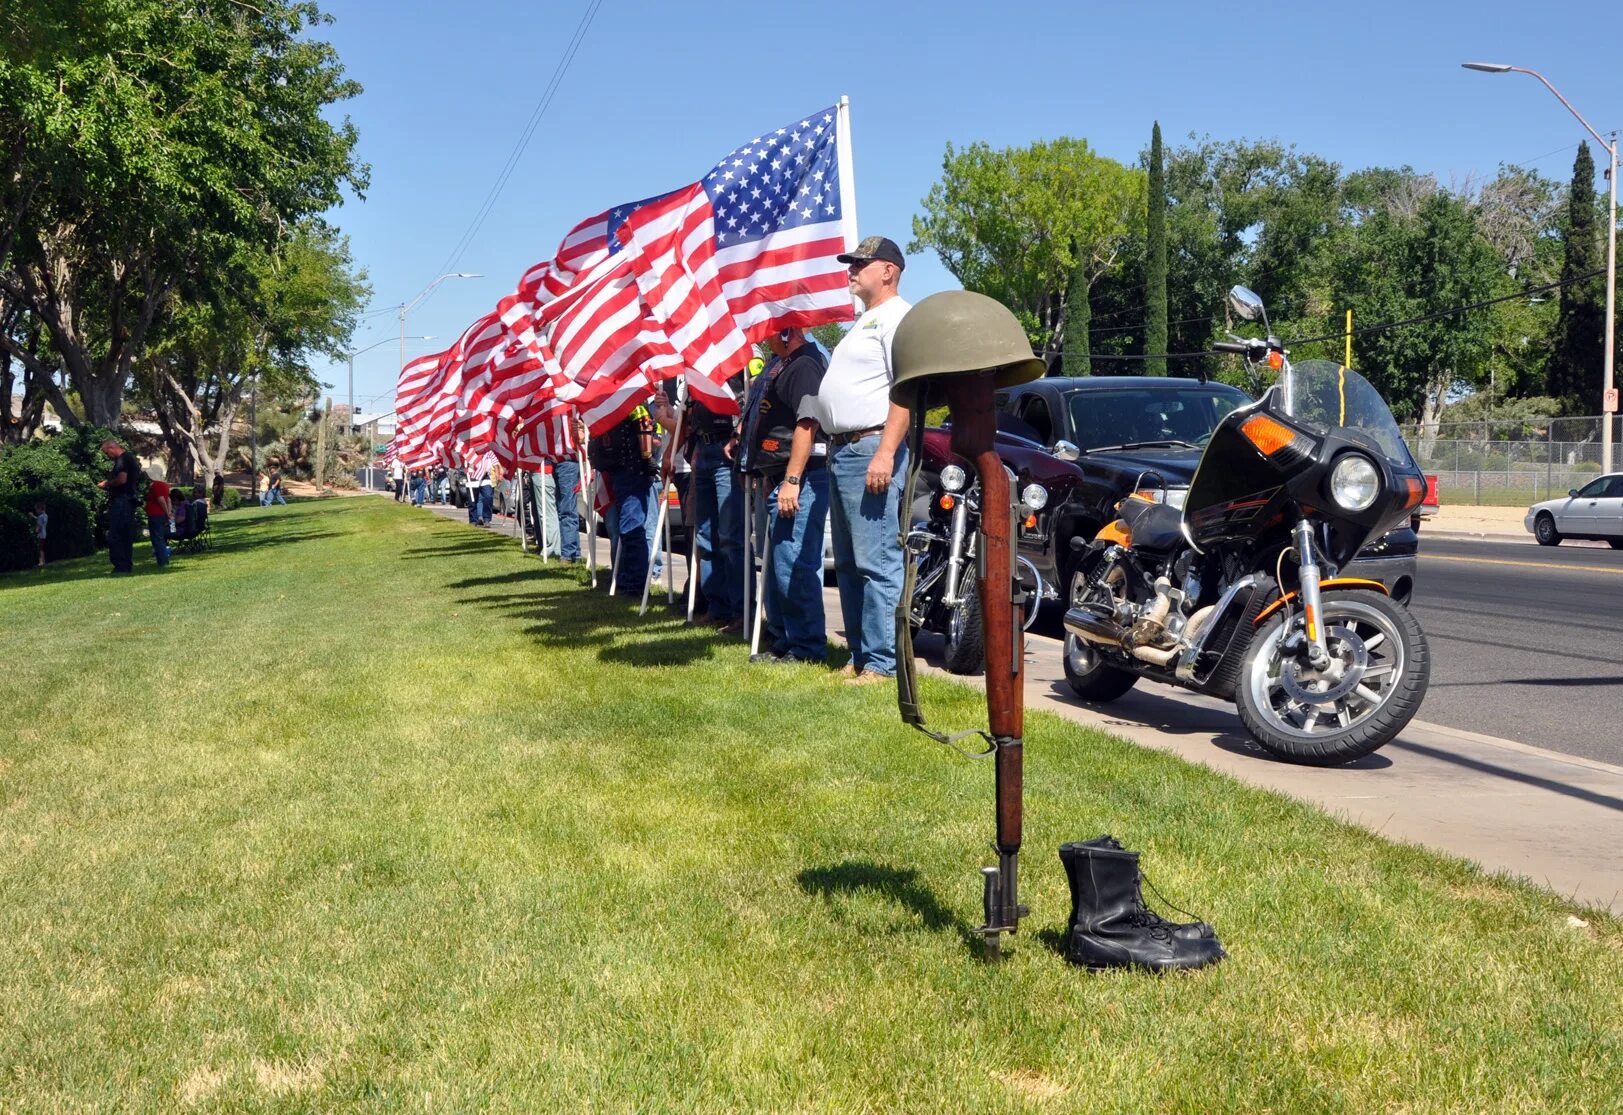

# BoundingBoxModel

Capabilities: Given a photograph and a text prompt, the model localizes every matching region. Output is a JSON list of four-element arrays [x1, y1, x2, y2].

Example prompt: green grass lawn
[[2, 499, 1619, 1113]]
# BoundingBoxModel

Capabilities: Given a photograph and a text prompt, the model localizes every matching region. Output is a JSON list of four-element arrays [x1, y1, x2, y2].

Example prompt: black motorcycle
[[1062, 285, 1431, 765], [907, 462, 1045, 675]]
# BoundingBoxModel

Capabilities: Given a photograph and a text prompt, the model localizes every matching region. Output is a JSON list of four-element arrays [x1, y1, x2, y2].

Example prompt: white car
[[1525, 473, 1623, 548]]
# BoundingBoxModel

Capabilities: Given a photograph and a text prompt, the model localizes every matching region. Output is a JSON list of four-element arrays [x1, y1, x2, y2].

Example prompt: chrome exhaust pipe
[[1064, 602, 1125, 647]]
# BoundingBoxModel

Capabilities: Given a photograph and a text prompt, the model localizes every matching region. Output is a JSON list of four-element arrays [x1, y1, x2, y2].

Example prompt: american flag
[[619, 103, 856, 373]]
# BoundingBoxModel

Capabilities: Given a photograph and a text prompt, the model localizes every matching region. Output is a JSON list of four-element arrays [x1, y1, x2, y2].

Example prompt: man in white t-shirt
[[815, 235, 913, 683]]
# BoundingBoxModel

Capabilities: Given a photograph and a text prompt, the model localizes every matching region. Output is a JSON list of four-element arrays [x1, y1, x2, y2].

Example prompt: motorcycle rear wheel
[[943, 581, 985, 675], [1236, 590, 1428, 766], [1061, 567, 1138, 702]]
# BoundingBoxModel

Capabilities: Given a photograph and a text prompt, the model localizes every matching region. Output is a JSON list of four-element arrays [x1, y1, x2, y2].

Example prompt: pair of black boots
[[1060, 835, 1226, 972]]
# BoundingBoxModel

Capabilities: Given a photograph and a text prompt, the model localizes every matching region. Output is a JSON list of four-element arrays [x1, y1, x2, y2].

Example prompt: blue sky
[[314, 0, 1619, 417]]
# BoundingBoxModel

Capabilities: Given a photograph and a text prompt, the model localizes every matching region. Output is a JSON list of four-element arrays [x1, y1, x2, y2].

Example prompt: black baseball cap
[[837, 235, 905, 271]]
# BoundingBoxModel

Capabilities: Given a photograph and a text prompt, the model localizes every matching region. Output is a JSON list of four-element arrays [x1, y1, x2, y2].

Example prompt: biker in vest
[[589, 408, 658, 594], [745, 327, 831, 664]]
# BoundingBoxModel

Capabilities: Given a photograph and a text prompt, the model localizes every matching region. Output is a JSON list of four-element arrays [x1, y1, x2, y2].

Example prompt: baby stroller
[[171, 498, 211, 554]]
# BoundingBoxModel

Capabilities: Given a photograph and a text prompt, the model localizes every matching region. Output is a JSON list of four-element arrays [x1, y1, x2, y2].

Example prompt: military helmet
[[890, 290, 1045, 411]]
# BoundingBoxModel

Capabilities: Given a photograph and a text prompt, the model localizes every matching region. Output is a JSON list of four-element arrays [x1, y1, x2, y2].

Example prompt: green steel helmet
[[889, 290, 1045, 411]]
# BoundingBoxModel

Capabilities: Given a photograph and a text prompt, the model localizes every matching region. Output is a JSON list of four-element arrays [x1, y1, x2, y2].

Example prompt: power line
[[420, 0, 605, 308]]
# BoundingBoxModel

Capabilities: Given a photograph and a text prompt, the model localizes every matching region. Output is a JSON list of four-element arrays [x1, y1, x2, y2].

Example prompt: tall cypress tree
[[1144, 121, 1168, 376], [1549, 142, 1604, 410]]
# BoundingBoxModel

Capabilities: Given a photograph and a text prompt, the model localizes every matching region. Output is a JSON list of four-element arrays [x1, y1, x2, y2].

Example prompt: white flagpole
[[518, 469, 529, 554], [751, 499, 772, 656], [581, 449, 599, 587], [685, 507, 700, 623], [539, 466, 551, 564], [741, 474, 754, 636], [665, 379, 687, 600], [836, 95, 859, 263]]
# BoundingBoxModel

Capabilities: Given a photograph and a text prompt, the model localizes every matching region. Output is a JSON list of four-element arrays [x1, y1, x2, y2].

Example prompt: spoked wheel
[[1061, 564, 1138, 702], [943, 580, 985, 675], [1237, 590, 1428, 765]]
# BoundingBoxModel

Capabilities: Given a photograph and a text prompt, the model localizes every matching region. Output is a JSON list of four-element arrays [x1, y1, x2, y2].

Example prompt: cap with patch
[[837, 235, 905, 271]]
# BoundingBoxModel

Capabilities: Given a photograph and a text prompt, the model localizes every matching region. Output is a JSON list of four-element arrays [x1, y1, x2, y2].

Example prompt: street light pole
[[398, 271, 481, 387], [348, 335, 430, 437], [1465, 63, 1619, 474]]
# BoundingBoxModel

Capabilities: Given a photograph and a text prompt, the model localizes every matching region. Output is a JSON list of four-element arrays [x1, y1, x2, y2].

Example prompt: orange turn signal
[[1267, 350, 1284, 370], [1023, 513, 1037, 530], [1240, 414, 1297, 456], [1401, 476, 1425, 511], [939, 494, 955, 511]]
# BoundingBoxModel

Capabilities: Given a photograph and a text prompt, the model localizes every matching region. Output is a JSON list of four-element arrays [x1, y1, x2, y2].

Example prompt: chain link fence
[[1403, 414, 1623, 506]]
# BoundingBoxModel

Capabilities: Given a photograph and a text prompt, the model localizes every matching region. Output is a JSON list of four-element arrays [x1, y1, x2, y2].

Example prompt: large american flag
[[391, 99, 857, 451], [618, 103, 856, 391]]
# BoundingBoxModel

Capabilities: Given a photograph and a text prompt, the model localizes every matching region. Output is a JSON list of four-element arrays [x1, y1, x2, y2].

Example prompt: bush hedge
[[0, 426, 118, 572]]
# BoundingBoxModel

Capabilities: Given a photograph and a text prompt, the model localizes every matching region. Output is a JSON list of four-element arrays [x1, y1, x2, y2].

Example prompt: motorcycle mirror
[[1228, 285, 1266, 322], [1051, 440, 1081, 462]]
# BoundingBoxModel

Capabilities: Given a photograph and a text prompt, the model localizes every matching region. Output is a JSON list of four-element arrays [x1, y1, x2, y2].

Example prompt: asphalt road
[[1411, 536, 1623, 765]]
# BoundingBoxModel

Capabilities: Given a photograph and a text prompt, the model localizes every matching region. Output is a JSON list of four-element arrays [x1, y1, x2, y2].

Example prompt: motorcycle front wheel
[[1236, 590, 1429, 766], [942, 580, 985, 675]]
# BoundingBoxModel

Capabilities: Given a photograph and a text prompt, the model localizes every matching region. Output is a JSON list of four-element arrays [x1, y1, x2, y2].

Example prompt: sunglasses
[[846, 258, 881, 273]]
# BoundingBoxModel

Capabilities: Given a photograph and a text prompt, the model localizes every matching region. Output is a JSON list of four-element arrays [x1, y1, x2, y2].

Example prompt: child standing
[[34, 500, 46, 568]]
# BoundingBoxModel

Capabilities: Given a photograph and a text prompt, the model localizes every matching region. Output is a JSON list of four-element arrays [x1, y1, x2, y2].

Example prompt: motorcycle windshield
[[1285, 360, 1416, 470]]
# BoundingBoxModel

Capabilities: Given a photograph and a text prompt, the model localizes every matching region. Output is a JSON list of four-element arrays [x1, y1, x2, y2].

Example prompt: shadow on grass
[[454, 578, 721, 667], [1, 519, 342, 590], [797, 860, 979, 951]]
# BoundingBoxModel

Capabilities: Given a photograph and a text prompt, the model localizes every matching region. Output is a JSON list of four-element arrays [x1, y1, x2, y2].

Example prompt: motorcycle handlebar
[[1211, 342, 1250, 354]]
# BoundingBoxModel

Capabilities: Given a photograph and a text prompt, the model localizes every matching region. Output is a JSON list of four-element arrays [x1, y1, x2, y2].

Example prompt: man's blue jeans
[[690, 442, 744, 622], [410, 477, 425, 506], [765, 466, 828, 660], [827, 436, 907, 676], [553, 458, 582, 560], [147, 514, 170, 566], [260, 487, 286, 506], [608, 467, 653, 593], [478, 484, 494, 524]]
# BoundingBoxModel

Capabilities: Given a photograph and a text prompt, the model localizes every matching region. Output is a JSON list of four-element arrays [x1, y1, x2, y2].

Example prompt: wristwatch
[[784, 475, 801, 485]]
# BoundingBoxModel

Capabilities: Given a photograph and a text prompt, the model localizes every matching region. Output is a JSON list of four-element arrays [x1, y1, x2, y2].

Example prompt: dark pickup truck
[[917, 375, 1420, 609]]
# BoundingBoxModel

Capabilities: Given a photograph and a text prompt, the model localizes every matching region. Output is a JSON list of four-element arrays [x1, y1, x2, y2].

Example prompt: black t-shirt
[[749, 342, 827, 472], [107, 451, 141, 502], [771, 342, 826, 419]]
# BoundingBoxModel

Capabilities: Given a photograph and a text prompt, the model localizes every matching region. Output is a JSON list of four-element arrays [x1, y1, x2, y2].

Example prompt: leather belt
[[829, 426, 884, 446]]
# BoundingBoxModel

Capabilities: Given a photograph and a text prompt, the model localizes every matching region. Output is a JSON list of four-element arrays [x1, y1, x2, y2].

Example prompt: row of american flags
[[386, 101, 858, 474]]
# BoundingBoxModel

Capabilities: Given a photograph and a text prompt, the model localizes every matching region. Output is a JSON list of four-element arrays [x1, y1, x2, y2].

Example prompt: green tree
[[910, 138, 1143, 373], [0, 0, 367, 427], [1332, 183, 1499, 422], [1143, 122, 1168, 375], [1549, 143, 1604, 410], [140, 220, 367, 490]]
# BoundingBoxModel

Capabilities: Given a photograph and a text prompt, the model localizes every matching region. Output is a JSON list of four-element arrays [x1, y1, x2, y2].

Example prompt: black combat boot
[[1059, 835, 1226, 972]]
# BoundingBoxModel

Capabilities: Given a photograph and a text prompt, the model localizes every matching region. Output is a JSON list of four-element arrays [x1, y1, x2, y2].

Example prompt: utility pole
[[316, 396, 331, 490]]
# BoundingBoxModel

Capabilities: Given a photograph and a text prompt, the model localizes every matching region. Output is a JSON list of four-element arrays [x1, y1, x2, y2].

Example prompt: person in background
[[261, 466, 287, 506], [390, 457, 405, 502], [211, 471, 225, 509], [814, 236, 913, 684], [144, 464, 173, 568], [34, 500, 47, 569], [96, 438, 140, 575], [750, 327, 830, 663]]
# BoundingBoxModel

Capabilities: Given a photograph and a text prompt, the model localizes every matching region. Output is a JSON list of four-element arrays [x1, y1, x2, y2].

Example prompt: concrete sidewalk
[[416, 499, 1622, 913]]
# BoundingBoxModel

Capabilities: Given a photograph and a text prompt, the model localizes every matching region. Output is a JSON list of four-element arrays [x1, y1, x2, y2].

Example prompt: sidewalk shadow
[[1040, 679, 1395, 771], [796, 861, 978, 951]]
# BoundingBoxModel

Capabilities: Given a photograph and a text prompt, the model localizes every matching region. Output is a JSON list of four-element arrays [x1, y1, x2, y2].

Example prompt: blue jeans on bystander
[[827, 436, 907, 676], [690, 442, 744, 622], [765, 465, 828, 661], [553, 458, 582, 560]]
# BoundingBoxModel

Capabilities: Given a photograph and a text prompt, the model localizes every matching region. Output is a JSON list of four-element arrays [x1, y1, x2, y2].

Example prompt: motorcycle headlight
[[1330, 454, 1380, 512], [1021, 483, 1048, 511], [940, 464, 967, 492], [1166, 487, 1188, 510]]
